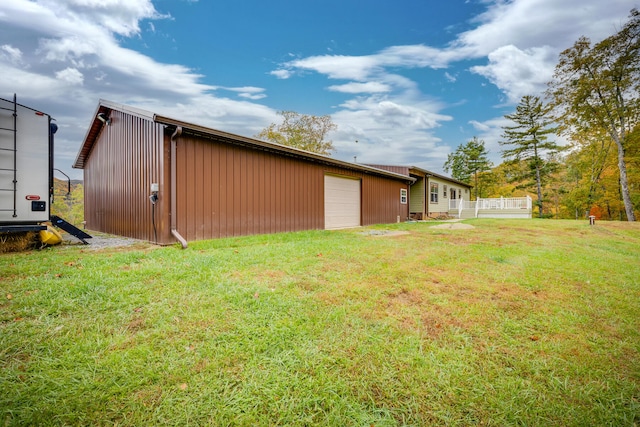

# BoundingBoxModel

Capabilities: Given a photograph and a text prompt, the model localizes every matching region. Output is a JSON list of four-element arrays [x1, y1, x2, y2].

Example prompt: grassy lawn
[[1, 219, 639, 426]]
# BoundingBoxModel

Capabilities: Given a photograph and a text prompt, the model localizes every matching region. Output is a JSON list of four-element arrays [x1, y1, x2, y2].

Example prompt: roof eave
[[73, 100, 156, 169], [73, 100, 415, 184], [155, 115, 415, 183], [408, 165, 472, 188]]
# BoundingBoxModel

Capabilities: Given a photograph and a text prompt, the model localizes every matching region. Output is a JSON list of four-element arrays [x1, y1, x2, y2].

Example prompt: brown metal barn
[[73, 100, 414, 246]]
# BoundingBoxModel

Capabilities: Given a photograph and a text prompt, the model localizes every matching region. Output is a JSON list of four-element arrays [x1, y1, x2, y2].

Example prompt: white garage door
[[324, 174, 361, 229]]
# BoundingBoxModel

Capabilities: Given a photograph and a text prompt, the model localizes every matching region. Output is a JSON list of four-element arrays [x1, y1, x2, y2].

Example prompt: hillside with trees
[[50, 178, 84, 227], [448, 9, 639, 220]]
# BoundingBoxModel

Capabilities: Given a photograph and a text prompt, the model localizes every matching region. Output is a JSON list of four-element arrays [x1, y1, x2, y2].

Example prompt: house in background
[[73, 100, 414, 246], [370, 165, 532, 220], [367, 165, 471, 220]]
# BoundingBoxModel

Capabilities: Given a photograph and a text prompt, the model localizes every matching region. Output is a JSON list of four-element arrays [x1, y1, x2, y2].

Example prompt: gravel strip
[[62, 231, 145, 250]]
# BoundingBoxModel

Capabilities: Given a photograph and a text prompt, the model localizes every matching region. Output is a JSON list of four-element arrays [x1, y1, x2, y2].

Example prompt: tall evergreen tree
[[443, 137, 493, 199], [501, 95, 562, 217]]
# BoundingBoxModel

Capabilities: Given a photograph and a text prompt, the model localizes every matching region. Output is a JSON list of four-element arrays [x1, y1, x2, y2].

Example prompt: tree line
[[445, 9, 639, 221]]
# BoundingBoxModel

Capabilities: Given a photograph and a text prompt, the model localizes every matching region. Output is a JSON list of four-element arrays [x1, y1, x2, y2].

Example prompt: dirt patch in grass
[[134, 385, 164, 408], [359, 230, 411, 237], [431, 223, 475, 230], [254, 269, 288, 282], [126, 316, 147, 333], [382, 288, 472, 338]]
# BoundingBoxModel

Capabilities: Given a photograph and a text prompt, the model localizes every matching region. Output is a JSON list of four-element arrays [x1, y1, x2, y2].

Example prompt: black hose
[[151, 201, 157, 244]]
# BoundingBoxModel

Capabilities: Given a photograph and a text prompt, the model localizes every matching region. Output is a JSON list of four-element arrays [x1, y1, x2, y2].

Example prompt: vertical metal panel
[[175, 134, 330, 240], [83, 111, 168, 243], [366, 165, 409, 176], [361, 174, 409, 225]]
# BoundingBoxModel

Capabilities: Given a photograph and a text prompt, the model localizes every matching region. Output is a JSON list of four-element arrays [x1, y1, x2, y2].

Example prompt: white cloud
[[469, 120, 491, 132], [277, 44, 455, 83], [225, 86, 268, 100], [461, 116, 511, 165], [55, 67, 84, 85], [238, 93, 266, 100], [328, 82, 391, 94], [0, 0, 277, 179], [1, 44, 24, 65], [273, 0, 634, 109], [328, 93, 453, 170], [270, 69, 293, 79], [470, 45, 557, 104], [456, 0, 634, 56], [453, 0, 634, 101], [62, 0, 164, 37], [38, 36, 98, 64], [285, 54, 379, 81]]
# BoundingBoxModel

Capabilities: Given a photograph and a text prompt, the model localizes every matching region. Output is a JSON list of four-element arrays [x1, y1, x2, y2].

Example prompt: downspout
[[425, 175, 432, 219], [170, 126, 188, 248]]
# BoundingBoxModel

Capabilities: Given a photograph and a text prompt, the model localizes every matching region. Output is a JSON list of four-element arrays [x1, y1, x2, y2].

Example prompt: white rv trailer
[[0, 95, 91, 244], [0, 95, 54, 231]]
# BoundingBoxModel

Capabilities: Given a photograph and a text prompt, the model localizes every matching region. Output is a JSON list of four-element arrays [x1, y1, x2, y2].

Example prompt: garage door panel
[[324, 175, 360, 229]]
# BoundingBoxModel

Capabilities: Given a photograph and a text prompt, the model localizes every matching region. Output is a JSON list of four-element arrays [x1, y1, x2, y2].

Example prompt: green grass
[[1, 219, 639, 426]]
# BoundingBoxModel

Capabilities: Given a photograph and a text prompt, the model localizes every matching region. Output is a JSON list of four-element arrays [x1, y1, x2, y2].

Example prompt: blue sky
[[0, 0, 636, 180]]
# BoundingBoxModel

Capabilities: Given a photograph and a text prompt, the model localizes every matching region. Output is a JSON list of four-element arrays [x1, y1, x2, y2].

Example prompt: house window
[[430, 183, 438, 203], [443, 185, 448, 198], [400, 188, 407, 204]]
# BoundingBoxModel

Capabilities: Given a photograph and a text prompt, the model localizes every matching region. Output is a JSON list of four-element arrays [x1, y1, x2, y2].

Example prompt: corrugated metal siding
[[173, 135, 410, 241], [82, 110, 413, 244], [366, 164, 409, 176], [83, 111, 167, 242], [175, 134, 326, 240], [361, 174, 409, 225]]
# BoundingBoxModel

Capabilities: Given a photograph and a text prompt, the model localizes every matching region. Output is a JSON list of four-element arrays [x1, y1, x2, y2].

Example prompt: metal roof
[[365, 164, 472, 188], [407, 165, 473, 188], [73, 100, 414, 183]]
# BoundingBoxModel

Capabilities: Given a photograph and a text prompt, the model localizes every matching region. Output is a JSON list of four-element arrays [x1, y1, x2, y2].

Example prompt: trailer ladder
[[0, 94, 18, 217]]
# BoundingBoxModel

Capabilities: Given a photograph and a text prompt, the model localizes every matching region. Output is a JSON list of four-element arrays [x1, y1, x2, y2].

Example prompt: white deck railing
[[475, 196, 532, 210], [450, 196, 532, 218]]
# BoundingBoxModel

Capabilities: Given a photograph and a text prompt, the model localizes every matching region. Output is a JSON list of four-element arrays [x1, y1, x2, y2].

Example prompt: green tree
[[443, 136, 493, 199], [501, 95, 562, 218], [256, 111, 337, 155], [51, 180, 84, 227], [548, 8, 639, 221], [562, 127, 613, 218]]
